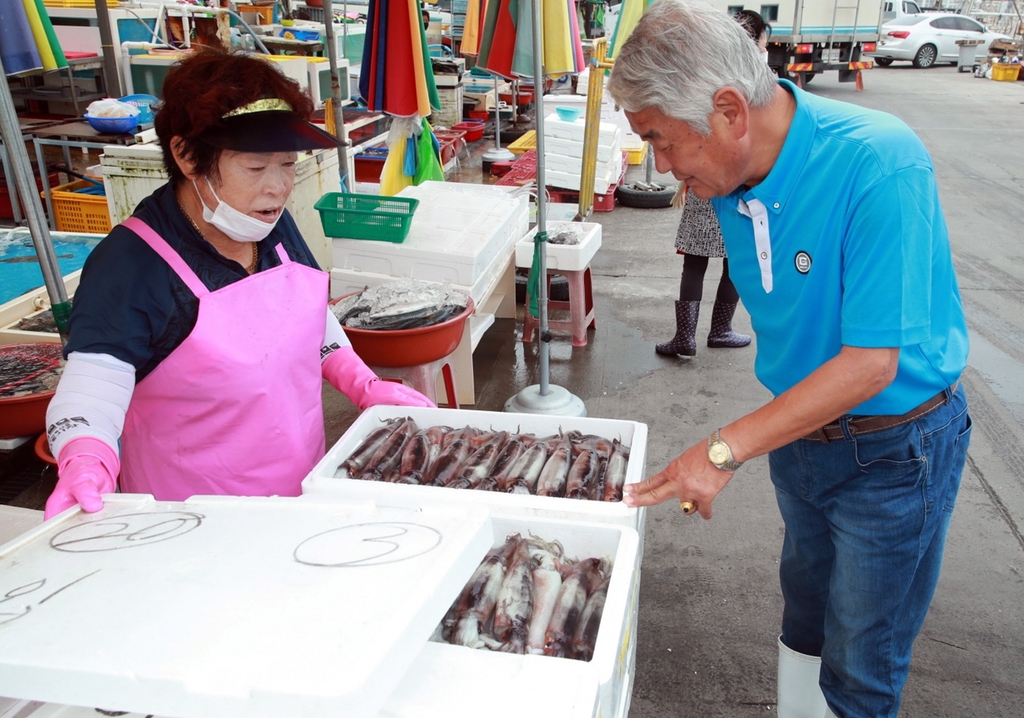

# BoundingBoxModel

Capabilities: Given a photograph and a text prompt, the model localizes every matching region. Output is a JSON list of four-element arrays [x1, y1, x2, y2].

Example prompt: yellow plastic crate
[[508, 130, 536, 156], [625, 142, 648, 165], [991, 63, 1020, 82], [45, 180, 112, 234]]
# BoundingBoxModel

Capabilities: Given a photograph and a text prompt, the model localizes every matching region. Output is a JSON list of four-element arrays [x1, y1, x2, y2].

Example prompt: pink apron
[[118, 217, 327, 500]]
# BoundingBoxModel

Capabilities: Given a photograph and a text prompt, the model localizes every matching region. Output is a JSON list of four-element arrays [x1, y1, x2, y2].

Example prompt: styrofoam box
[[301, 405, 648, 534], [370, 515, 641, 718], [330, 184, 528, 287], [545, 145, 622, 179], [329, 241, 506, 307], [11, 516, 640, 718], [0, 495, 493, 718], [548, 165, 617, 195], [547, 135, 622, 164], [515, 222, 602, 271], [544, 114, 620, 146]]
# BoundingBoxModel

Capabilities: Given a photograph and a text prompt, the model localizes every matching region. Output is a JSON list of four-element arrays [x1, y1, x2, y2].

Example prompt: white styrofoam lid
[[0, 495, 493, 718]]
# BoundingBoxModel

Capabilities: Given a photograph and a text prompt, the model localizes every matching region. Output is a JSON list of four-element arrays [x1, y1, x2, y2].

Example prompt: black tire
[[515, 269, 570, 304], [913, 44, 937, 68], [874, 58, 893, 67], [615, 183, 676, 209]]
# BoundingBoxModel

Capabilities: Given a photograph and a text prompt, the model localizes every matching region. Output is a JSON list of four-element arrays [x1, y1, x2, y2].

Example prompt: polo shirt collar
[[741, 79, 814, 215]]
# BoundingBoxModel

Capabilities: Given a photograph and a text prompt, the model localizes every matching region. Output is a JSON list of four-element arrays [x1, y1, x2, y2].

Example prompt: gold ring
[[679, 500, 697, 515]]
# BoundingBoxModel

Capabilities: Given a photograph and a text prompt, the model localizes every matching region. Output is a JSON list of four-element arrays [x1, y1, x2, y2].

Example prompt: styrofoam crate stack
[[543, 113, 622, 194], [544, 113, 620, 146], [547, 135, 621, 164], [329, 183, 528, 290], [301, 405, 648, 534], [515, 222, 602, 271]]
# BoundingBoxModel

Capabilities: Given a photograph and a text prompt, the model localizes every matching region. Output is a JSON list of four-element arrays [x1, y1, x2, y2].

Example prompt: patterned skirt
[[674, 190, 726, 257]]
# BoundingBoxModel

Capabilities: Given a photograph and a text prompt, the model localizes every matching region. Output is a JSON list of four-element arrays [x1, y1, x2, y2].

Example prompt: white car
[[868, 13, 1011, 68]]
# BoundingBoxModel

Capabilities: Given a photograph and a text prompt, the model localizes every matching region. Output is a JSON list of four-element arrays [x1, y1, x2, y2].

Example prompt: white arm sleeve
[[321, 305, 352, 363], [45, 351, 135, 458]]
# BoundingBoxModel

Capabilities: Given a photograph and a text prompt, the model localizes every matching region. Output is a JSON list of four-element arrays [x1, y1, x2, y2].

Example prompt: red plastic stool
[[522, 266, 596, 347], [369, 354, 459, 408]]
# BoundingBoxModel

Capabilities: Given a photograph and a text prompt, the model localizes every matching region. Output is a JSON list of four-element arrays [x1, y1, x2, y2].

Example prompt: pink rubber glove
[[323, 346, 436, 410], [44, 437, 120, 520]]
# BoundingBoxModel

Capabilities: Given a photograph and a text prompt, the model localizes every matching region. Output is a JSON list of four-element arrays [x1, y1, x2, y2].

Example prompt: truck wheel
[[874, 58, 893, 67], [913, 44, 937, 68]]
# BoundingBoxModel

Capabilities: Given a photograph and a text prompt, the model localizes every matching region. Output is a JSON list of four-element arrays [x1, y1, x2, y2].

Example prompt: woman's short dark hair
[[154, 48, 315, 185], [733, 9, 770, 43]]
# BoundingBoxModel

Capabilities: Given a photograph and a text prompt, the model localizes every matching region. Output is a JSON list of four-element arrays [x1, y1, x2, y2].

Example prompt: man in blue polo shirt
[[609, 2, 971, 718]]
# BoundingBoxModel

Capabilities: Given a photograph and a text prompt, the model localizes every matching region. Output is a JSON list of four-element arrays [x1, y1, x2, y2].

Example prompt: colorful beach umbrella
[[608, 0, 652, 59], [359, 0, 440, 118], [476, 0, 583, 79]]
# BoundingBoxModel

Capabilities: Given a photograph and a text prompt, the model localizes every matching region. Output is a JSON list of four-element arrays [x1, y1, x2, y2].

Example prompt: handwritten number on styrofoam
[[50, 512, 204, 553], [0, 570, 101, 626], [294, 522, 442, 567]]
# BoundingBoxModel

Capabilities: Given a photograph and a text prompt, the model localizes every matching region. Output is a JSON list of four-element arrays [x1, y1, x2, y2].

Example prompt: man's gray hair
[[608, 0, 777, 136]]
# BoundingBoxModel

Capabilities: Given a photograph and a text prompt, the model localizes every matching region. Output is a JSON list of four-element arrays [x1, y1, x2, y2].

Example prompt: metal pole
[[322, 0, 351, 191], [503, 0, 585, 416], [531, 0, 550, 396], [0, 58, 71, 342], [94, 0, 123, 98]]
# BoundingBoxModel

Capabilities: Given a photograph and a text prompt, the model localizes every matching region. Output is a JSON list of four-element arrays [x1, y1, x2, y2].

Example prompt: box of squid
[[301, 405, 649, 536], [373, 514, 641, 718]]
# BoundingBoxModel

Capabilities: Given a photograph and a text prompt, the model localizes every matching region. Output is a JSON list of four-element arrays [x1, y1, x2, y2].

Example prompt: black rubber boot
[[707, 301, 752, 348], [656, 300, 699, 356]]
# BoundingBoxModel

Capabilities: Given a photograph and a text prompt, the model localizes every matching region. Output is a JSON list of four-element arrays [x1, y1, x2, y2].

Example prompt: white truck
[[707, 0, 884, 86]]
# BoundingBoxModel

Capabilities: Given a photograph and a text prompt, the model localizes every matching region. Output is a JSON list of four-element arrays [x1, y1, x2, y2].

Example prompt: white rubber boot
[[777, 636, 828, 718]]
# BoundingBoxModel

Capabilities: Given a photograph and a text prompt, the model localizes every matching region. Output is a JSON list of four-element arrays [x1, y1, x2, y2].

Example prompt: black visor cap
[[201, 110, 346, 152]]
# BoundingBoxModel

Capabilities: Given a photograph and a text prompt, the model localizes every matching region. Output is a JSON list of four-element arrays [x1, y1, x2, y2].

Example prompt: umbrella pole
[[0, 57, 71, 344], [504, 0, 585, 417], [482, 74, 514, 165], [322, 0, 351, 192]]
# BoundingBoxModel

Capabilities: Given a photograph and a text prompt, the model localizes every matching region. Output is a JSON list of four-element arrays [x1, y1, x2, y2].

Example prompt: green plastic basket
[[314, 193, 420, 242]]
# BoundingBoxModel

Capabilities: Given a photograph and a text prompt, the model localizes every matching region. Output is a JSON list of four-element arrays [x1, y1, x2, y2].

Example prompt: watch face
[[709, 442, 731, 465]]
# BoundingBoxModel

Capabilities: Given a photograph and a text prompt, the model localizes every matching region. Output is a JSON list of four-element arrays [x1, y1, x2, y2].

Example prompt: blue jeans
[[769, 383, 971, 718]]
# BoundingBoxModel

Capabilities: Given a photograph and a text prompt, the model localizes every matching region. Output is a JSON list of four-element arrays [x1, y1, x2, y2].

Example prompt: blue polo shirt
[[65, 183, 321, 382], [712, 80, 968, 415]]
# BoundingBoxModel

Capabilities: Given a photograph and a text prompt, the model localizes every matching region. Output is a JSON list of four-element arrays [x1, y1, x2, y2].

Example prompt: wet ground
[[2, 68, 1023, 716]]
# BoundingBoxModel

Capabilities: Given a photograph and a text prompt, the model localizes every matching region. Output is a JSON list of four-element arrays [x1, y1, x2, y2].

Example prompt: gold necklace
[[178, 200, 258, 274]]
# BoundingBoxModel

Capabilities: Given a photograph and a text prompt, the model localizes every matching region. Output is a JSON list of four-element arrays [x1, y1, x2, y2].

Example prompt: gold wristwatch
[[707, 428, 743, 472]]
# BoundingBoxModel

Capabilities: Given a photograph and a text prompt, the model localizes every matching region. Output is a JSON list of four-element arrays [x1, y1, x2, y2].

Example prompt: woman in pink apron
[[43, 48, 433, 518]]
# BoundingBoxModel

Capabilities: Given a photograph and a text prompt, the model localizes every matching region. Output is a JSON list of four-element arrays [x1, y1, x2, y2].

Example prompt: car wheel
[[615, 183, 677, 209], [913, 44, 937, 68], [874, 58, 893, 67]]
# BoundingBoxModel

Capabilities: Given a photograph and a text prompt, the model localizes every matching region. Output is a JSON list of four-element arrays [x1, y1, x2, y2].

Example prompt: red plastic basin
[[331, 295, 474, 368], [452, 121, 484, 142], [0, 343, 64, 438]]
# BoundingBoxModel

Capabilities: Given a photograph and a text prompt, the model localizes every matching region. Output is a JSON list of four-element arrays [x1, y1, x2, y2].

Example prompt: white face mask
[[194, 179, 279, 243]]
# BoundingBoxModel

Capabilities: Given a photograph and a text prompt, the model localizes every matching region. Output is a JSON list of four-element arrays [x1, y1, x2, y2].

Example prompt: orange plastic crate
[[45, 180, 111, 234]]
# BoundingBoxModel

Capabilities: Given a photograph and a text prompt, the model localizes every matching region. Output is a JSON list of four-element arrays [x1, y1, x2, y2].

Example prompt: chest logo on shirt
[[794, 251, 812, 274]]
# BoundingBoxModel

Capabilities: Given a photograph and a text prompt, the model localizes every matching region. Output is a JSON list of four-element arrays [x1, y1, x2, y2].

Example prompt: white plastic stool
[[368, 355, 459, 408], [522, 266, 596, 347]]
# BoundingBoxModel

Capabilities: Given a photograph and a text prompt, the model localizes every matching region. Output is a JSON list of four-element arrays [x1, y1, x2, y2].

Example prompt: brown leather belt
[[802, 381, 958, 443]]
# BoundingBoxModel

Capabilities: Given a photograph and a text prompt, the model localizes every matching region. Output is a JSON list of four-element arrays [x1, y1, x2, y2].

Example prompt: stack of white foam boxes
[[329, 182, 529, 404], [543, 112, 623, 195]]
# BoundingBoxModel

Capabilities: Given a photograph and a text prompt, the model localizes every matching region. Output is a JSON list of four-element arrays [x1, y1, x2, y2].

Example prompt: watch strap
[[708, 428, 743, 471]]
